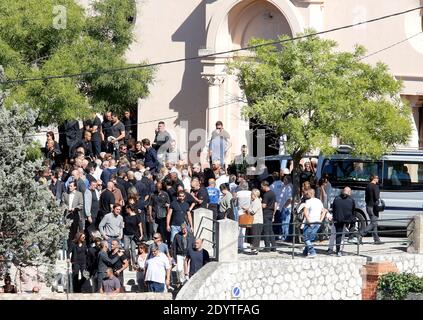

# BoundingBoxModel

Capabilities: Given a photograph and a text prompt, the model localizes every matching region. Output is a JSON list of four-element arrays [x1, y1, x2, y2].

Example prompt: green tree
[[229, 32, 412, 199], [0, 0, 153, 125], [0, 93, 67, 280]]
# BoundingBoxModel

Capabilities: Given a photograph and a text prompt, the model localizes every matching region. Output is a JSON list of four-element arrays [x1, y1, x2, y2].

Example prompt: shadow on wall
[[170, 0, 209, 150]]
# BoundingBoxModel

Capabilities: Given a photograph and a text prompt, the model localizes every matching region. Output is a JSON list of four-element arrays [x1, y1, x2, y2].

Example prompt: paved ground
[[239, 235, 410, 260]]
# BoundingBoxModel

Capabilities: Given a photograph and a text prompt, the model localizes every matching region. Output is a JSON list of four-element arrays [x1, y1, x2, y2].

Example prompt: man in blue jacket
[[142, 138, 159, 174]]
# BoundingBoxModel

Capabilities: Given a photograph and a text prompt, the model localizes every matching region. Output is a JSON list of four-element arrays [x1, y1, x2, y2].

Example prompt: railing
[[195, 215, 217, 249], [237, 217, 414, 259]]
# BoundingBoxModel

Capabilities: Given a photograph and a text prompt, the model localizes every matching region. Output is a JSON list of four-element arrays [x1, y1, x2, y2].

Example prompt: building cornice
[[292, 0, 325, 6]]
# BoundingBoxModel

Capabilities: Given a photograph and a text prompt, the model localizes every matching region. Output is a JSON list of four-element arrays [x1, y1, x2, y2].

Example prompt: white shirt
[[137, 254, 147, 269], [229, 182, 238, 194], [305, 197, 324, 223], [68, 192, 75, 211], [237, 190, 252, 211], [145, 252, 170, 284], [216, 174, 229, 190], [182, 177, 191, 192], [93, 167, 103, 181]]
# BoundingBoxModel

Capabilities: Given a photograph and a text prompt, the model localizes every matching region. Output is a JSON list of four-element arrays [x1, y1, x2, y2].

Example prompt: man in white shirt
[[144, 244, 171, 292], [216, 169, 229, 191], [302, 189, 327, 258], [236, 181, 251, 250]]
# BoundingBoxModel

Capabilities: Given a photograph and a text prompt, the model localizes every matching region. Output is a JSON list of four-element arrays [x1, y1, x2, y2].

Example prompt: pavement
[[238, 236, 410, 260]]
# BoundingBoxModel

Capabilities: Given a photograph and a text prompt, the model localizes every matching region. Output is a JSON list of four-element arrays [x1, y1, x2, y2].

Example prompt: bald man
[[331, 187, 355, 257], [72, 169, 87, 194]]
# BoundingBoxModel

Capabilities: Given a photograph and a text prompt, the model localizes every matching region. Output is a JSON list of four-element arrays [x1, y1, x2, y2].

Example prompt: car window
[[321, 159, 382, 187], [383, 161, 423, 190]]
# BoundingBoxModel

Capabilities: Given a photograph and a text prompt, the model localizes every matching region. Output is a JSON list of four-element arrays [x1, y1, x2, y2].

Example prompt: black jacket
[[172, 232, 194, 257], [97, 250, 120, 275], [144, 147, 159, 172], [332, 193, 355, 223]]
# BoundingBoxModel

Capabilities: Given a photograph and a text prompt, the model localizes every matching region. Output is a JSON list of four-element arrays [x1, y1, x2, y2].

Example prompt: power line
[[360, 31, 423, 60], [3, 30, 420, 139], [0, 5, 422, 85]]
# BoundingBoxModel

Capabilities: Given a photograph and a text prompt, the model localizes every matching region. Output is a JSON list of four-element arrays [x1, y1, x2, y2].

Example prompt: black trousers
[[72, 264, 87, 293], [156, 217, 167, 244], [251, 223, 263, 249], [92, 139, 101, 157], [263, 213, 276, 248], [209, 204, 218, 220]]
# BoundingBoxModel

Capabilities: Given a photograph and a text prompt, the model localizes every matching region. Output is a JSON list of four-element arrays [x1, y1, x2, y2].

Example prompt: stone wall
[[0, 293, 172, 300], [177, 256, 367, 300], [177, 254, 423, 300], [370, 254, 423, 277]]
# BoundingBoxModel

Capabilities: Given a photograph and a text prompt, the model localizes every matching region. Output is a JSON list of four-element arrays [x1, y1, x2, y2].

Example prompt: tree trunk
[[291, 154, 303, 203], [291, 153, 304, 244]]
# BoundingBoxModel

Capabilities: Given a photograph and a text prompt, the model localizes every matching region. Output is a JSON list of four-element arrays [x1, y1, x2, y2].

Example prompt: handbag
[[238, 211, 254, 227], [376, 199, 385, 212]]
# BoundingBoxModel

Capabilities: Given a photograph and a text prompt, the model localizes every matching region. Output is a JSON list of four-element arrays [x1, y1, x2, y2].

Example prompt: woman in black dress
[[69, 232, 88, 293], [123, 204, 143, 268]]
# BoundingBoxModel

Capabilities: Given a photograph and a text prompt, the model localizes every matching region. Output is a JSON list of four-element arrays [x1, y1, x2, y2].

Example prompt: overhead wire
[[0, 6, 421, 139], [1, 28, 420, 139], [0, 5, 422, 85]]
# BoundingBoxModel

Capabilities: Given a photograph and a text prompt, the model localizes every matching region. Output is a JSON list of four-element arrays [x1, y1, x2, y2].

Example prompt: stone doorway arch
[[201, 0, 304, 160]]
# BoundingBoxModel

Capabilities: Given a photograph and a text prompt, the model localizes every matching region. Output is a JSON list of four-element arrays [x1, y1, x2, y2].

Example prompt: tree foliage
[[378, 272, 423, 300], [0, 96, 67, 274], [0, 0, 153, 125], [229, 32, 412, 160]]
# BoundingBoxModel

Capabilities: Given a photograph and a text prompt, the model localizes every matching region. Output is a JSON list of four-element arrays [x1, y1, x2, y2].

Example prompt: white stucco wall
[[77, 0, 423, 153]]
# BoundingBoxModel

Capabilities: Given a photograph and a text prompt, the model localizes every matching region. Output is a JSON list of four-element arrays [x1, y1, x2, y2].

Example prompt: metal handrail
[[236, 216, 415, 259]]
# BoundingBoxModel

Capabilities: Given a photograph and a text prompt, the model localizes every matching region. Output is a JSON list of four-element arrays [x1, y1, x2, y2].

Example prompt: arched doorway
[[202, 0, 303, 160]]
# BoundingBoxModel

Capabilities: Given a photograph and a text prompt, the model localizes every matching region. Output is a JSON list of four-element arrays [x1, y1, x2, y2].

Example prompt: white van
[[316, 148, 423, 228]]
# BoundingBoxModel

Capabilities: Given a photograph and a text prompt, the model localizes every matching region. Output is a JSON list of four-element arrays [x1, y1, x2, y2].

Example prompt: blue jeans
[[123, 234, 138, 266], [170, 225, 182, 243], [234, 207, 239, 222], [147, 281, 165, 293], [281, 208, 291, 240], [303, 224, 320, 256]]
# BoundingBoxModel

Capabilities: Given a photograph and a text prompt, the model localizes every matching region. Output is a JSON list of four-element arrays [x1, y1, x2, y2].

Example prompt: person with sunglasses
[[148, 233, 171, 262]]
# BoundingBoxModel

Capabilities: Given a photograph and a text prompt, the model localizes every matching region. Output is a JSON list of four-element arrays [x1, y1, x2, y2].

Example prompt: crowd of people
[[1, 111, 381, 294], [40, 111, 346, 292], [34, 114, 247, 293]]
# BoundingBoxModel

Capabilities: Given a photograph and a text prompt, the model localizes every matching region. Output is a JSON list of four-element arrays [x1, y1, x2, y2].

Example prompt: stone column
[[408, 215, 423, 254], [193, 208, 215, 257], [216, 219, 238, 262], [295, 0, 325, 31], [202, 74, 225, 138]]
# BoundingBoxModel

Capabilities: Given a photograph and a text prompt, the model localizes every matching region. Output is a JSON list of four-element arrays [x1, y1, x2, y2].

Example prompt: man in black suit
[[142, 138, 159, 174], [61, 181, 84, 250]]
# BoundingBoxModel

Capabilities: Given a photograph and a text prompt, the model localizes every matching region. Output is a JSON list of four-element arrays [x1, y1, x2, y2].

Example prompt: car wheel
[[353, 211, 367, 232]]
